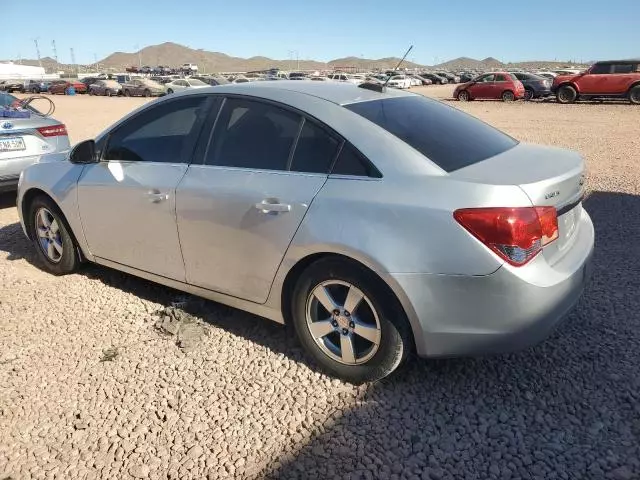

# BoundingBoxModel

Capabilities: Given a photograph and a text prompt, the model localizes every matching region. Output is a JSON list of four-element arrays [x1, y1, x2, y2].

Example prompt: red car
[[453, 72, 525, 102], [552, 60, 640, 104], [48, 80, 87, 95]]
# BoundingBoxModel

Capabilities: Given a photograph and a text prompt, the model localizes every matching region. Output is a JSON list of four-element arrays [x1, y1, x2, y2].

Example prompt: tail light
[[37, 124, 68, 137], [454, 207, 558, 266]]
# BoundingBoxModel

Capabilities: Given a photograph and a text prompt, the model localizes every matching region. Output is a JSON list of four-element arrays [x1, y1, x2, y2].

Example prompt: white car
[[386, 75, 412, 89], [408, 75, 423, 87], [165, 78, 209, 94], [326, 73, 363, 85], [182, 63, 199, 73]]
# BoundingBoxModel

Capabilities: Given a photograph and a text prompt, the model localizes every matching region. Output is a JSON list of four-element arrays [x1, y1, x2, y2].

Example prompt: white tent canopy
[[0, 63, 60, 80]]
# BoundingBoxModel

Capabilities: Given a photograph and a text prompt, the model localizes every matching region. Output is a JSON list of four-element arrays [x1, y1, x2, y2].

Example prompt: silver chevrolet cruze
[[17, 82, 594, 382]]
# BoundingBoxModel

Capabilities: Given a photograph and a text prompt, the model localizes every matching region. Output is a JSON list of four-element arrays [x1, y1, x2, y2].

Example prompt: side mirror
[[69, 139, 97, 164]]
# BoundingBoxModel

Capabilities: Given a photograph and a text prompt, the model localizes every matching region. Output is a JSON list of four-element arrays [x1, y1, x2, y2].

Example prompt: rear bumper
[[393, 209, 594, 357]]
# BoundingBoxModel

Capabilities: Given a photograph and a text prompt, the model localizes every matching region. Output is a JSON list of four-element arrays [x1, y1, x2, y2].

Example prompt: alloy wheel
[[35, 208, 63, 263], [305, 280, 381, 365]]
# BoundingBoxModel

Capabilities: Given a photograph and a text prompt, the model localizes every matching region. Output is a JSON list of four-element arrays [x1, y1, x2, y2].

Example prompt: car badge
[[1, 121, 13, 129]]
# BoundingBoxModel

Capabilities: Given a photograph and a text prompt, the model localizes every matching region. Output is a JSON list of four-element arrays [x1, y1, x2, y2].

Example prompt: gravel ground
[[1, 89, 639, 480]]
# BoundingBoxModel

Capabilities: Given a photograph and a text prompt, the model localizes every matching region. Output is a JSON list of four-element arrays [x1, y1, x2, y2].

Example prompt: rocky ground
[[1, 89, 639, 479]]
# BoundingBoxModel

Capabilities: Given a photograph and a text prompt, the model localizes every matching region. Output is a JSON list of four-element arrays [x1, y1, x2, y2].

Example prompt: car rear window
[[344, 96, 518, 172]]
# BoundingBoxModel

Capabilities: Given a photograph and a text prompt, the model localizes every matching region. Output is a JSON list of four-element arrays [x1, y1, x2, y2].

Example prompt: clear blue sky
[[4, 0, 639, 65]]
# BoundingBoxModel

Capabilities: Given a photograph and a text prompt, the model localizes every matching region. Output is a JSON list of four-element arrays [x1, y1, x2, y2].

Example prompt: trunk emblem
[[545, 190, 560, 200]]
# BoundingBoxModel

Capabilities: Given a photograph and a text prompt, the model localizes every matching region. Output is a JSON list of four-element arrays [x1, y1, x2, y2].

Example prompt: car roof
[[595, 59, 640, 64], [181, 80, 413, 106]]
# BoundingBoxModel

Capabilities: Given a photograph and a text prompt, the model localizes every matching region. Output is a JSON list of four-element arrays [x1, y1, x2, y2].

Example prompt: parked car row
[[452, 60, 640, 104]]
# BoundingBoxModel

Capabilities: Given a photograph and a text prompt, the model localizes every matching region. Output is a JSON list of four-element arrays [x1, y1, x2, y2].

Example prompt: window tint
[[612, 63, 635, 74], [345, 96, 517, 172], [479, 74, 495, 82], [494, 74, 507, 82], [332, 143, 381, 177], [206, 98, 300, 170], [290, 120, 340, 173], [590, 63, 611, 74], [104, 96, 208, 164]]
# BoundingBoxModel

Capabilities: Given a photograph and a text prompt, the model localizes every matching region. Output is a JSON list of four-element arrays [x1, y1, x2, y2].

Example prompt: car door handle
[[254, 200, 291, 213], [147, 190, 169, 203]]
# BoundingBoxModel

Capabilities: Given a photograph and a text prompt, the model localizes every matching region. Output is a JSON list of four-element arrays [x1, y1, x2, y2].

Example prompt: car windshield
[[345, 96, 518, 172], [188, 79, 208, 86]]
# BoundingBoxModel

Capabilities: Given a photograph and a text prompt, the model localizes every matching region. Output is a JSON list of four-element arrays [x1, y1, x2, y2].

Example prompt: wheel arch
[[20, 187, 86, 261], [627, 81, 640, 92], [279, 251, 419, 354], [557, 81, 579, 93]]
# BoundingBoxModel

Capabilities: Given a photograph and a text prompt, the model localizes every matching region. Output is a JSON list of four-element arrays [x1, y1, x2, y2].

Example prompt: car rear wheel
[[628, 85, 640, 105], [167, 88, 174, 94], [143, 89, 151, 97], [457, 90, 470, 101], [502, 91, 515, 102], [124, 89, 131, 97], [28, 196, 80, 275], [291, 257, 411, 383], [524, 88, 534, 101], [556, 85, 577, 104]]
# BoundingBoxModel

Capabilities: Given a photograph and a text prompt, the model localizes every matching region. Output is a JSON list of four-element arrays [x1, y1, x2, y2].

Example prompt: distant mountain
[[2, 45, 589, 75], [96, 42, 425, 73]]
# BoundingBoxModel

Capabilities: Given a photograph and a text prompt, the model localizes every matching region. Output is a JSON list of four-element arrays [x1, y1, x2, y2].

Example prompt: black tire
[[124, 89, 131, 97], [27, 196, 79, 275], [291, 257, 412, 383], [143, 89, 151, 97], [88, 89, 93, 96], [106, 90, 112, 97], [167, 88, 174, 94], [628, 85, 640, 105], [457, 90, 470, 101], [523, 88, 534, 101], [556, 85, 577, 104], [502, 90, 515, 102]]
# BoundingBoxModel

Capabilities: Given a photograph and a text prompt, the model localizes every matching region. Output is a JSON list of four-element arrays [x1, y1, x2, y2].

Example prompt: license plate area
[[0, 137, 26, 152]]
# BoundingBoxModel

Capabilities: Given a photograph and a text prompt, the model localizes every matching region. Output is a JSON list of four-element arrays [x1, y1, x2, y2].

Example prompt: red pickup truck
[[552, 60, 640, 104]]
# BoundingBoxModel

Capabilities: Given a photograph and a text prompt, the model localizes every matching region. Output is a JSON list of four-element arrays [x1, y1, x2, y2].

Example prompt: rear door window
[[345, 96, 517, 172], [290, 120, 340, 174], [612, 63, 635, 74], [205, 98, 301, 171]]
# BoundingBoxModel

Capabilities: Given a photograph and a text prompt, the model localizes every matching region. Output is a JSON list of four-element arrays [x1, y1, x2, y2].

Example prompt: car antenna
[[383, 45, 413, 88], [359, 45, 414, 93]]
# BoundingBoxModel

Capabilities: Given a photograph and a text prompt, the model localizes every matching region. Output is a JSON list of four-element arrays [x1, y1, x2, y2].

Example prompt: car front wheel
[[629, 85, 640, 105], [556, 85, 577, 104], [28, 196, 79, 275], [291, 257, 411, 383], [457, 90, 470, 101]]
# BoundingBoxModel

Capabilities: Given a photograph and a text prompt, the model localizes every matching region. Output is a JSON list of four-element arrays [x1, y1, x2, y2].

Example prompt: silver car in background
[[16, 82, 593, 382], [0, 92, 70, 192]]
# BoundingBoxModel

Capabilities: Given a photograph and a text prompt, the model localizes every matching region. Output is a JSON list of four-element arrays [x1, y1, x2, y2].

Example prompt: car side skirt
[[93, 256, 285, 324]]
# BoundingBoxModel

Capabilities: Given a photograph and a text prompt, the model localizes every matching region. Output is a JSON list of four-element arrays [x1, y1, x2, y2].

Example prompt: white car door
[[77, 95, 213, 280], [176, 96, 341, 303]]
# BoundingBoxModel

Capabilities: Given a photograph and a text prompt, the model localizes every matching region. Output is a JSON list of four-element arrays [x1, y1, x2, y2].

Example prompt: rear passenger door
[[610, 63, 638, 94], [492, 74, 509, 98], [176, 97, 341, 303]]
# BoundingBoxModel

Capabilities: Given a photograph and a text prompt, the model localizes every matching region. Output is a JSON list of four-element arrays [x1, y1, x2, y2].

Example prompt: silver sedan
[[16, 82, 594, 382]]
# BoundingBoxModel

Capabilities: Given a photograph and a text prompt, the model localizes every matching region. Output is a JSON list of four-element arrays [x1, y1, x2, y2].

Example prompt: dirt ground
[[1, 87, 639, 480]]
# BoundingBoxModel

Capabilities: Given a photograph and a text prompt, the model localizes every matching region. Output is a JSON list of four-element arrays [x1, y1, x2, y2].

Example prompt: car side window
[[205, 98, 301, 171], [612, 64, 634, 74], [494, 74, 507, 82], [290, 119, 340, 174], [590, 63, 611, 74], [103, 96, 210, 164], [331, 143, 381, 178]]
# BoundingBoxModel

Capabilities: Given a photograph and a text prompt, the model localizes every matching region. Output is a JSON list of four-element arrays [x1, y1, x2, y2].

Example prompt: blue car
[[512, 72, 553, 101], [26, 80, 51, 94]]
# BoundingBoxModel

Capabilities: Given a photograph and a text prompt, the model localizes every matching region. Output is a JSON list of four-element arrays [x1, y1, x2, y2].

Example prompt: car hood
[[454, 81, 472, 90]]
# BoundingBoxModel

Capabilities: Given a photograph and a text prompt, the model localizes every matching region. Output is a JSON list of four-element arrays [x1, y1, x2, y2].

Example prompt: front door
[[77, 94, 212, 280], [576, 63, 612, 94], [469, 74, 495, 99], [177, 97, 340, 303]]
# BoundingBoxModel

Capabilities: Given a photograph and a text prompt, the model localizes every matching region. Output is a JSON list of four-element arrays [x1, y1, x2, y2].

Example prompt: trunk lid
[[450, 143, 585, 263], [0, 116, 62, 162]]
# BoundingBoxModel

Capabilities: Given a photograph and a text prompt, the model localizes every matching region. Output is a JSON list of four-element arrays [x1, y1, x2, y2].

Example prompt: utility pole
[[70, 47, 77, 76], [52, 40, 59, 65], [33, 38, 42, 67]]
